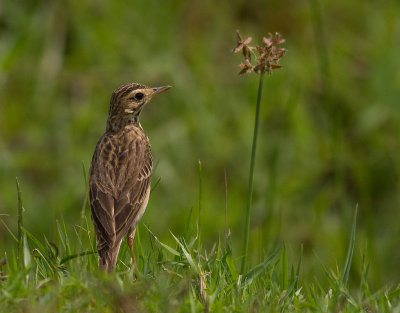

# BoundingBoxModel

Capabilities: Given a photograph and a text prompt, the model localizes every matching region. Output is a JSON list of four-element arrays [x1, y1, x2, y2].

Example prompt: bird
[[89, 82, 171, 272]]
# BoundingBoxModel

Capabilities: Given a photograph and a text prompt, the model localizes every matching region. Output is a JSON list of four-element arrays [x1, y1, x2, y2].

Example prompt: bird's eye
[[128, 92, 144, 101], [134, 92, 144, 101]]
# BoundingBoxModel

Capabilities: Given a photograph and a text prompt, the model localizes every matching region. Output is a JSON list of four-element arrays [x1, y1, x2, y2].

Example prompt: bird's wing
[[89, 134, 119, 251], [89, 180, 116, 251], [114, 137, 152, 243]]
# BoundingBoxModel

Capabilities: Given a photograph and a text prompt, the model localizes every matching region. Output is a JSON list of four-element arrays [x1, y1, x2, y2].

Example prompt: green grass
[[1, 182, 399, 312]]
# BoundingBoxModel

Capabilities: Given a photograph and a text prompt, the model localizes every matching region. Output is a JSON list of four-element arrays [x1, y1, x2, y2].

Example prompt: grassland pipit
[[89, 83, 171, 272]]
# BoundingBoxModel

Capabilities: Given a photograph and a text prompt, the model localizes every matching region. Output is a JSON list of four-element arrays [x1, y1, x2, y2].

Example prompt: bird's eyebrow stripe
[[119, 87, 135, 99]]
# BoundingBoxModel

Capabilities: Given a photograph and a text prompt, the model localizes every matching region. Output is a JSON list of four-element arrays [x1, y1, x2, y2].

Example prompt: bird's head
[[106, 83, 171, 132]]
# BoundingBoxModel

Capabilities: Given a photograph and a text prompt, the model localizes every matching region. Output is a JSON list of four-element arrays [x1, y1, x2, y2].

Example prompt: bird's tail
[[98, 242, 122, 272]]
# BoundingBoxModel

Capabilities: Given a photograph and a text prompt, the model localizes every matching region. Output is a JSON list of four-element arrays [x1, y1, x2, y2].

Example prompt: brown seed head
[[234, 31, 287, 75]]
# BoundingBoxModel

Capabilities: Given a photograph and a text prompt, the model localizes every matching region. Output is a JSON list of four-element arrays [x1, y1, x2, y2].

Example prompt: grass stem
[[224, 168, 228, 246], [16, 177, 24, 269], [241, 72, 265, 273], [197, 160, 202, 251]]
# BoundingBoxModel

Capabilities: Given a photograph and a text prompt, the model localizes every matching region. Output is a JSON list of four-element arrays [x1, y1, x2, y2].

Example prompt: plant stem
[[197, 159, 202, 251], [241, 72, 265, 274], [16, 177, 23, 269], [224, 168, 228, 247]]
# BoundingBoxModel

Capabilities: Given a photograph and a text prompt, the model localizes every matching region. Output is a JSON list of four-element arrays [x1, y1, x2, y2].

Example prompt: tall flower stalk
[[233, 30, 287, 273]]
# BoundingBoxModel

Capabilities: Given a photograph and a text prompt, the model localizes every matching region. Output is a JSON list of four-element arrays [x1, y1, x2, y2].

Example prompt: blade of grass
[[56, 220, 72, 256], [150, 160, 161, 193], [62, 220, 71, 256], [81, 162, 89, 220], [280, 243, 288, 289], [197, 159, 202, 251], [216, 235, 221, 260], [150, 176, 161, 193], [22, 233, 31, 268], [341, 205, 358, 286], [224, 252, 238, 281], [22, 227, 46, 252], [313, 250, 336, 288], [144, 224, 180, 256], [224, 168, 228, 247], [295, 244, 303, 290], [171, 232, 199, 274], [60, 250, 97, 264], [243, 246, 279, 286], [0, 218, 18, 242], [135, 225, 145, 268], [183, 207, 194, 240], [360, 243, 370, 298], [16, 177, 24, 268]]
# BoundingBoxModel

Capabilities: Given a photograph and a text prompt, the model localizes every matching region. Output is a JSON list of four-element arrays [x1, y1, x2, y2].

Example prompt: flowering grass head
[[234, 30, 287, 75]]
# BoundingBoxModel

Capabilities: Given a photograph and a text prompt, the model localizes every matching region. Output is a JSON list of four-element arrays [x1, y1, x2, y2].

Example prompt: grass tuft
[[0, 200, 399, 312]]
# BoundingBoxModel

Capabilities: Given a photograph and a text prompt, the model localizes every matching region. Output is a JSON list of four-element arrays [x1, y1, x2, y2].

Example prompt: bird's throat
[[106, 114, 139, 133]]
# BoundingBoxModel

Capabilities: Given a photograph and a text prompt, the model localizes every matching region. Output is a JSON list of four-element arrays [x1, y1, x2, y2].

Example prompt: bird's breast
[[92, 124, 152, 197], [114, 126, 151, 189]]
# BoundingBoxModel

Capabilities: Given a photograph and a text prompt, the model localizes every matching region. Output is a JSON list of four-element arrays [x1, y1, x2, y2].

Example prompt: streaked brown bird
[[89, 82, 171, 272]]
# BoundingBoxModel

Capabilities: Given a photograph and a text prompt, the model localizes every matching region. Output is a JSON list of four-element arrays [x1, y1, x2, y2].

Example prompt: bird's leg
[[127, 230, 139, 273]]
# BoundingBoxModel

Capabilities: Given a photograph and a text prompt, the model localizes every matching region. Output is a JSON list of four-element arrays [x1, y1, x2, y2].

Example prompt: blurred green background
[[1, 0, 399, 287]]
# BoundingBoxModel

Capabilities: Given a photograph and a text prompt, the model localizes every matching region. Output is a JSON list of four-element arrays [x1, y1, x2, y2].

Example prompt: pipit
[[89, 82, 171, 272]]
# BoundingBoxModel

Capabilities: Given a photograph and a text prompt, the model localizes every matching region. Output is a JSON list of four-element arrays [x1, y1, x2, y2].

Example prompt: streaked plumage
[[89, 83, 171, 272]]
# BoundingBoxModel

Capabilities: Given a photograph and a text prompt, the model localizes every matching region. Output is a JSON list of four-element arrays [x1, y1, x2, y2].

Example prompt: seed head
[[234, 30, 287, 75]]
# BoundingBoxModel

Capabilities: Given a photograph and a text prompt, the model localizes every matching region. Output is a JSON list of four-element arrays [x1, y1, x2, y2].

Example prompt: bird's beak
[[152, 85, 172, 95]]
